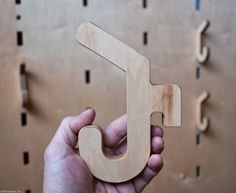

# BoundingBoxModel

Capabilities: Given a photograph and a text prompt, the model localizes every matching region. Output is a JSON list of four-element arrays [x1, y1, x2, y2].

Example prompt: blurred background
[[0, 0, 236, 192]]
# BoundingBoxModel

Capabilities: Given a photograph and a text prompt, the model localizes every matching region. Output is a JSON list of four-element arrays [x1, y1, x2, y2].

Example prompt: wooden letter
[[76, 22, 181, 182], [196, 19, 210, 64]]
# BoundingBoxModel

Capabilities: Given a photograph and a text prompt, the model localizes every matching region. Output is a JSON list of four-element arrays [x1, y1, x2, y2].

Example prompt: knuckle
[[61, 116, 72, 128]]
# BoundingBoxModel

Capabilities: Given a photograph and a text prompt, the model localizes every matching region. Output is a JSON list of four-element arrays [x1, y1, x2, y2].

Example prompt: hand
[[43, 108, 164, 193]]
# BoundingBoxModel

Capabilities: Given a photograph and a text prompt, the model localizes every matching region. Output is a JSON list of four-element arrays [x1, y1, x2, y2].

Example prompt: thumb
[[50, 108, 96, 148]]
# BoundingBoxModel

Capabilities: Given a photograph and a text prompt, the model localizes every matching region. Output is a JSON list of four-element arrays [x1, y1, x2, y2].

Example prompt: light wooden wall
[[0, 0, 236, 192]]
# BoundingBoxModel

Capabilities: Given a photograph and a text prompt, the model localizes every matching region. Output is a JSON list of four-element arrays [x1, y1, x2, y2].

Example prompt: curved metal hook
[[196, 20, 210, 64]]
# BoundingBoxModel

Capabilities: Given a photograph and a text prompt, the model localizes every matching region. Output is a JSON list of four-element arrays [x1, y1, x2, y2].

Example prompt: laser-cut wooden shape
[[196, 91, 209, 132], [196, 20, 210, 64], [76, 22, 181, 183]]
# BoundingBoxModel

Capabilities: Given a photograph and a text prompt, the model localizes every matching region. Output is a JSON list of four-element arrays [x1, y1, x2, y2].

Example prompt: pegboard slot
[[196, 165, 201, 177], [17, 31, 23, 46], [196, 133, 201, 145], [196, 66, 200, 79], [21, 112, 27, 126], [15, 0, 21, 4], [23, 151, 30, 165], [143, 0, 147, 8], [16, 15, 21, 20], [195, 0, 200, 10], [83, 0, 88, 7], [85, 70, 90, 84], [20, 63, 26, 74], [143, 32, 148, 45], [25, 190, 31, 193]]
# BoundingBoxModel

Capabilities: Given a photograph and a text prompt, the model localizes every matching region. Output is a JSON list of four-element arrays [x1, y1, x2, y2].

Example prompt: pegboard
[[0, 0, 236, 193]]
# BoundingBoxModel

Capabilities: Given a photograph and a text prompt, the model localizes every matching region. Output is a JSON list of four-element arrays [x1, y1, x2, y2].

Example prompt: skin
[[43, 108, 164, 193]]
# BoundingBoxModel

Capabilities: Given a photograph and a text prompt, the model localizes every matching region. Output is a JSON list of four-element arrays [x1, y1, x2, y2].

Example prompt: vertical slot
[[20, 63, 26, 74], [143, 32, 148, 45], [16, 15, 21, 20], [25, 190, 31, 193], [143, 0, 147, 8], [85, 70, 90, 84], [15, 0, 21, 4], [21, 112, 27, 126], [83, 0, 88, 6], [23, 151, 30, 165], [196, 133, 201, 145], [195, 0, 200, 10], [196, 66, 200, 79], [17, 31, 23, 46], [196, 165, 201, 177]]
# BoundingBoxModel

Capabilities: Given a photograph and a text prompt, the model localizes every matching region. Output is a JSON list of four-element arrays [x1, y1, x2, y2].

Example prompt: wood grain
[[1, 1, 236, 192], [76, 22, 181, 182]]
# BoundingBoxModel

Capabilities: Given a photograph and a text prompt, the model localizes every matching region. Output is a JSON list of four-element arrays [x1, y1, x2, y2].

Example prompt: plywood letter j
[[76, 22, 181, 183]]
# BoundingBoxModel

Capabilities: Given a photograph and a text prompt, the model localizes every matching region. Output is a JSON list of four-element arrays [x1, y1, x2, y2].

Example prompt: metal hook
[[196, 20, 210, 64], [20, 64, 28, 107], [196, 91, 209, 132]]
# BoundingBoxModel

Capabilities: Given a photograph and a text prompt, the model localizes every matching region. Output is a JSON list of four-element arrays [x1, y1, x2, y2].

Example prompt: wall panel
[[0, 0, 235, 192]]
